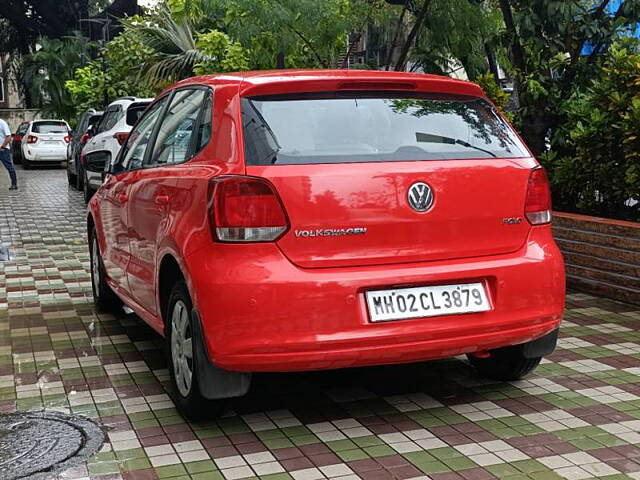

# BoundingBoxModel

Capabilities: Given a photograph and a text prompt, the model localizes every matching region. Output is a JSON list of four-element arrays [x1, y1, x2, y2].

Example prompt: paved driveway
[[1, 167, 640, 480]]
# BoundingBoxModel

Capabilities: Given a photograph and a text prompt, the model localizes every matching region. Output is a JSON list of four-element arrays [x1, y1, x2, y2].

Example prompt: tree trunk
[[384, 1, 408, 70], [484, 43, 500, 80], [394, 0, 432, 71], [519, 96, 550, 157]]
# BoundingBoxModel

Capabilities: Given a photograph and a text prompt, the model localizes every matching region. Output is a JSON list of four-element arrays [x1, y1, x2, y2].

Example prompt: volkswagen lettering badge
[[407, 182, 434, 212]]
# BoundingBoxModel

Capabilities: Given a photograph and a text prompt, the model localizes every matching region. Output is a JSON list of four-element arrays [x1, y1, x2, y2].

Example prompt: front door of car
[[125, 88, 209, 317], [102, 97, 170, 296]]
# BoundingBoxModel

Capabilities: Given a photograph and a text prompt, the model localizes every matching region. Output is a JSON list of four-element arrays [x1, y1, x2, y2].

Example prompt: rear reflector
[[27, 135, 38, 144], [210, 176, 289, 242], [525, 168, 552, 225]]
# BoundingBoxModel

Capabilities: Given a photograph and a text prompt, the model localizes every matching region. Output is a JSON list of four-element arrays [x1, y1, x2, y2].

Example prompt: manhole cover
[[0, 411, 105, 480]]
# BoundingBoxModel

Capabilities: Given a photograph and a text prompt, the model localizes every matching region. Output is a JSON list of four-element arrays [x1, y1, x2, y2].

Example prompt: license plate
[[365, 282, 490, 322]]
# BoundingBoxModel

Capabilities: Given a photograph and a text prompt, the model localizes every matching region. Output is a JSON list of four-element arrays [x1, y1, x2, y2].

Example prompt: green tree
[[65, 28, 156, 115], [124, 4, 248, 86], [546, 40, 640, 221], [23, 34, 94, 121], [497, 0, 640, 155]]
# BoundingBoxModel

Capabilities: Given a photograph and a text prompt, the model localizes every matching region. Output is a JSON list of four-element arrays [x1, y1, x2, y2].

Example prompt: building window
[[0, 77, 4, 104]]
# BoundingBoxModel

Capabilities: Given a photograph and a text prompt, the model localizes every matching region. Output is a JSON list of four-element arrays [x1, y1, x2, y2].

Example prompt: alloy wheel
[[171, 300, 194, 397]]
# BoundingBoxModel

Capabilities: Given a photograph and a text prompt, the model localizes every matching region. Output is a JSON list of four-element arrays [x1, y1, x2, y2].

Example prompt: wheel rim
[[171, 300, 193, 397], [91, 237, 100, 300]]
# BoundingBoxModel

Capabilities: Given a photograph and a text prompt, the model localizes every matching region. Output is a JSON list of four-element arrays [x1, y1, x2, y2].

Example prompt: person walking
[[0, 117, 17, 190]]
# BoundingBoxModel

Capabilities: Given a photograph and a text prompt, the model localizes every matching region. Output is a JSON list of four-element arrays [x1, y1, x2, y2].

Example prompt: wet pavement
[[2, 166, 640, 480]]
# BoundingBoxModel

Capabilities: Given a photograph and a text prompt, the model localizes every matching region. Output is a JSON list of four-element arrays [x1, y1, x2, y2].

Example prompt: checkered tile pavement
[[2, 167, 640, 480]]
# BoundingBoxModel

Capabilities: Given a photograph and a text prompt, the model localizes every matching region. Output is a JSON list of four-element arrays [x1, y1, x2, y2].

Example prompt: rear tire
[[22, 159, 31, 170], [76, 162, 84, 190], [67, 167, 77, 187], [83, 173, 93, 203], [89, 227, 122, 313], [467, 344, 542, 381], [165, 280, 226, 420]]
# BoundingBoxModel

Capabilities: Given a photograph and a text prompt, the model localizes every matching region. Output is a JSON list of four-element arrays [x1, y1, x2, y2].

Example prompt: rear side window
[[148, 88, 207, 166], [126, 104, 149, 126], [87, 114, 102, 131], [16, 123, 29, 135], [32, 121, 68, 134], [97, 106, 122, 133], [241, 93, 528, 165]]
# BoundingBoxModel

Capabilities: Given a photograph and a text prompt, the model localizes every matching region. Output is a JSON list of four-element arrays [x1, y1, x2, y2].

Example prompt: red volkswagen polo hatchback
[[87, 70, 565, 417]]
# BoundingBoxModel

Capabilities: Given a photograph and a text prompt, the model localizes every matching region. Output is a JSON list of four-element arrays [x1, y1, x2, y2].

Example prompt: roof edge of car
[[165, 69, 484, 99]]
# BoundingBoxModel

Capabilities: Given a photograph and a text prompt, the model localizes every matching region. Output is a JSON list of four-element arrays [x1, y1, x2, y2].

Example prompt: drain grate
[[0, 411, 105, 480]]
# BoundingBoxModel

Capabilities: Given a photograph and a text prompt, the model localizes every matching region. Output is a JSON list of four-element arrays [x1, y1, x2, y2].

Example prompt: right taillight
[[210, 176, 289, 242], [27, 135, 38, 144], [525, 167, 552, 225]]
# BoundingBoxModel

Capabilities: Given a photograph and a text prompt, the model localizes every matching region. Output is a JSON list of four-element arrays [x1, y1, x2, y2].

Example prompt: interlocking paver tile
[[2, 167, 640, 480]]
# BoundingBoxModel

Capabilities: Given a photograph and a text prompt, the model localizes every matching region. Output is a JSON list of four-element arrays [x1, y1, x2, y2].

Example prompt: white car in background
[[80, 96, 152, 202], [20, 120, 71, 169]]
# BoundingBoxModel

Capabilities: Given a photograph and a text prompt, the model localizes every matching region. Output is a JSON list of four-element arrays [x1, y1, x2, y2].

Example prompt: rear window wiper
[[415, 132, 497, 158]]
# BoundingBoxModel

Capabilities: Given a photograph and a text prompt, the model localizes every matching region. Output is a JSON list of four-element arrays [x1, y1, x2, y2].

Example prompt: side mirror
[[85, 151, 111, 173]]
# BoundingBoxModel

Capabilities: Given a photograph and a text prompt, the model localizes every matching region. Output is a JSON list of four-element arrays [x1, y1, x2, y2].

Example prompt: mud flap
[[191, 309, 251, 399], [522, 328, 559, 359]]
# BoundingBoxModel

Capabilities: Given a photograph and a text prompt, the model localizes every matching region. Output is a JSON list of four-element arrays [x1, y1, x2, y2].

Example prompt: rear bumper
[[186, 226, 565, 372], [23, 146, 67, 162]]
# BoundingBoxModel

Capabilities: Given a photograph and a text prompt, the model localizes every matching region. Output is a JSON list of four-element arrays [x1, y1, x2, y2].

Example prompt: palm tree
[[128, 5, 208, 87], [23, 33, 94, 121]]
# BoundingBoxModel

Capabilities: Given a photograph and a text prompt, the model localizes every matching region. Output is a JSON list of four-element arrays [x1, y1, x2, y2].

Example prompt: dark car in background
[[67, 110, 103, 189], [11, 121, 29, 164]]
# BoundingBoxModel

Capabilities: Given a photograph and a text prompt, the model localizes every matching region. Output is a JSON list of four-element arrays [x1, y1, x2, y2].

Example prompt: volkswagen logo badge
[[407, 182, 434, 212]]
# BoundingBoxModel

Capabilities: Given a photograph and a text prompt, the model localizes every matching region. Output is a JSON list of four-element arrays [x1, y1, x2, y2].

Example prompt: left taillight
[[64, 135, 72, 143], [525, 167, 552, 225], [209, 176, 289, 242], [27, 135, 38, 144], [114, 132, 129, 146]]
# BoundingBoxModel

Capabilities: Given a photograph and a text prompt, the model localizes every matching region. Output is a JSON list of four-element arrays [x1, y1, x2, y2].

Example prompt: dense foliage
[[544, 41, 640, 221], [4, 0, 640, 221], [65, 29, 156, 115], [23, 35, 94, 122]]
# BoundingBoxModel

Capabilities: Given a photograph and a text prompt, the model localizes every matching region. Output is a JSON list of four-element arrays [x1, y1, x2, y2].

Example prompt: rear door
[[101, 99, 168, 291], [242, 93, 535, 269], [125, 88, 209, 316]]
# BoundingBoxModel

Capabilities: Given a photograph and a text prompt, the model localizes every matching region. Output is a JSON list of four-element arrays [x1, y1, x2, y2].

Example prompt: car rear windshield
[[32, 121, 68, 134], [241, 92, 528, 165]]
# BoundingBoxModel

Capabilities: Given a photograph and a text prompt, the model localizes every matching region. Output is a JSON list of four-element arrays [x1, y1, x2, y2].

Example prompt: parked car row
[[10, 97, 152, 203], [67, 96, 152, 202]]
